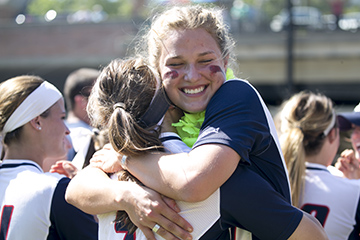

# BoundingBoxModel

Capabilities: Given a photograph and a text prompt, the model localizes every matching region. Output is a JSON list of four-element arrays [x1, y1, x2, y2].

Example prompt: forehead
[[160, 28, 221, 58], [49, 99, 65, 114]]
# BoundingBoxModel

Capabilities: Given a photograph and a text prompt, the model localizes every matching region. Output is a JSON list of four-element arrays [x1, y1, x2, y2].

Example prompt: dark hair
[[87, 57, 164, 233], [64, 68, 99, 111]]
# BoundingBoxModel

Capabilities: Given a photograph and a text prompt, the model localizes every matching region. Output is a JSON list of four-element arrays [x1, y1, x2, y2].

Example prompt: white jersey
[[97, 132, 221, 240], [300, 162, 360, 240], [65, 119, 93, 161], [0, 159, 98, 240]]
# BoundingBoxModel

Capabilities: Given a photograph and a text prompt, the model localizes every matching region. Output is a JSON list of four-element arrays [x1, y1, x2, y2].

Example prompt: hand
[[90, 143, 124, 173], [161, 106, 183, 133], [49, 160, 78, 178], [123, 183, 193, 240], [335, 149, 360, 179]]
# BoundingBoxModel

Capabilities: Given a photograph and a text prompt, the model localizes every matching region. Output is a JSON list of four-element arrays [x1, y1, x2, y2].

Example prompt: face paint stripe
[[164, 70, 179, 79], [209, 65, 223, 75]]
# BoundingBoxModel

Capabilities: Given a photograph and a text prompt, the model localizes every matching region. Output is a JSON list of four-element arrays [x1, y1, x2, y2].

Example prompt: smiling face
[[158, 28, 228, 113], [351, 125, 360, 159], [41, 98, 70, 160]]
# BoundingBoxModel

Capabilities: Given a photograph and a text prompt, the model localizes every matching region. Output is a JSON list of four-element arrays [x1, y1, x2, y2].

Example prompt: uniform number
[[114, 222, 136, 240], [0, 205, 14, 240], [301, 203, 329, 226]]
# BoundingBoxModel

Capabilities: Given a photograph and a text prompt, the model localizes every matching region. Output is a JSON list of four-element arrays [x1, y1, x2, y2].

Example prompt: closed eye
[[168, 62, 184, 67], [199, 59, 213, 64]]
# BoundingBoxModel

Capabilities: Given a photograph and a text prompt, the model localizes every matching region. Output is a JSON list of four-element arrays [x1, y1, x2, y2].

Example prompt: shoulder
[[217, 79, 253, 93], [210, 79, 262, 108]]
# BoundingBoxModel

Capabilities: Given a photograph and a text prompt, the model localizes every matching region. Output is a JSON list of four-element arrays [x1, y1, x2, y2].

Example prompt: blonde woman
[[276, 91, 360, 240]]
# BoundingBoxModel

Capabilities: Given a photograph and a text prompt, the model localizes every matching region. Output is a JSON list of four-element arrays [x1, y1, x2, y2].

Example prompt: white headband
[[323, 110, 336, 136], [2, 81, 62, 136]]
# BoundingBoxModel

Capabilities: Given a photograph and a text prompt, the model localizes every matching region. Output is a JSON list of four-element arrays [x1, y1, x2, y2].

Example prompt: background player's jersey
[[301, 162, 360, 240], [0, 159, 98, 240]]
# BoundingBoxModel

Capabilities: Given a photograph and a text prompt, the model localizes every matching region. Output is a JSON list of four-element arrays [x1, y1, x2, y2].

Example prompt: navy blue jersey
[[0, 160, 98, 240], [194, 79, 291, 201], [99, 80, 303, 240], [193, 79, 302, 239]]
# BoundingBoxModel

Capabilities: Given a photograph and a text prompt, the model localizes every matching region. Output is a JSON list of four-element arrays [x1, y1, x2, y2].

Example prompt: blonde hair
[[276, 91, 335, 207], [136, 4, 235, 71]]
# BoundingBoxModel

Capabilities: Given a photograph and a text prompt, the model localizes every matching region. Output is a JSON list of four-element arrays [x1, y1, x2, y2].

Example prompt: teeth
[[183, 86, 205, 94]]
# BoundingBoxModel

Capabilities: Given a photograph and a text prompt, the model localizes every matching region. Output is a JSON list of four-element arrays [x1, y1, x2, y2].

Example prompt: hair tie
[[323, 110, 336, 136], [296, 126, 303, 133], [113, 102, 126, 111]]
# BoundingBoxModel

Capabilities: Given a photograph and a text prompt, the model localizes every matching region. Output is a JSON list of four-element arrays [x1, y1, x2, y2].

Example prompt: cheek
[[209, 65, 224, 77], [162, 78, 176, 96], [352, 132, 360, 141], [164, 70, 179, 80]]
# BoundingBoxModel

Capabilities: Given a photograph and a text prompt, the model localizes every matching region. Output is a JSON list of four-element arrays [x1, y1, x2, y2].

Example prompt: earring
[[37, 126, 42, 130]]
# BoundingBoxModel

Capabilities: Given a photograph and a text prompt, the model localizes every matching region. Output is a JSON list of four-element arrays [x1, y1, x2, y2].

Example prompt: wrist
[[116, 181, 142, 213]]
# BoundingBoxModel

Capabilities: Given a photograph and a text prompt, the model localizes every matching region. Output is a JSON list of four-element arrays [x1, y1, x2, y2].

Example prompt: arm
[[126, 144, 240, 202], [288, 211, 328, 240], [51, 178, 98, 240], [65, 166, 193, 240]]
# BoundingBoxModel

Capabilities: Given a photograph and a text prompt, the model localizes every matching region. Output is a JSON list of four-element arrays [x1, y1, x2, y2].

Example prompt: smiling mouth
[[182, 86, 206, 94]]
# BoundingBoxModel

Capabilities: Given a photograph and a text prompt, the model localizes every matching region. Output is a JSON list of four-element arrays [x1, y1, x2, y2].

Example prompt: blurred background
[[0, 0, 359, 109]]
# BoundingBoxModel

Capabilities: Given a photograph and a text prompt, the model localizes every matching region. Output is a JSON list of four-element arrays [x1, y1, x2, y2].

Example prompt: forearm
[[127, 144, 239, 202], [65, 166, 133, 215], [288, 211, 328, 240]]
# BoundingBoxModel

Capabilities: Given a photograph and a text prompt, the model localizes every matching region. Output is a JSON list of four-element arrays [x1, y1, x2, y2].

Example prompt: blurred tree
[[27, 0, 133, 19]]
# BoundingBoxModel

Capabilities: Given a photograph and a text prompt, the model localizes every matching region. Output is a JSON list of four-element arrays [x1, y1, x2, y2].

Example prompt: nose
[[65, 125, 70, 135], [184, 64, 201, 82]]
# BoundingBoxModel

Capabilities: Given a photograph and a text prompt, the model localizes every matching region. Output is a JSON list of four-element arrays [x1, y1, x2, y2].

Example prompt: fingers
[[151, 204, 193, 240], [341, 149, 355, 158], [62, 162, 78, 178], [124, 185, 192, 240], [138, 225, 157, 240], [162, 195, 180, 213], [89, 147, 124, 173]]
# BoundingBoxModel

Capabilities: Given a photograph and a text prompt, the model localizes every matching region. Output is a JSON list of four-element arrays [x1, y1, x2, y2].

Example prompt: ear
[[74, 95, 87, 108], [223, 55, 229, 69], [328, 127, 338, 143], [29, 116, 42, 131]]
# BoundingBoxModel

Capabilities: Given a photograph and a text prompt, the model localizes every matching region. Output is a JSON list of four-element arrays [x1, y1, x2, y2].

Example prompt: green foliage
[[27, 0, 133, 18]]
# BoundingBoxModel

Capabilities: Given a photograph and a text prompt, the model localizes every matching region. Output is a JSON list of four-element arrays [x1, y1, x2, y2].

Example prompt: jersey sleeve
[[193, 80, 271, 165], [160, 132, 191, 154], [349, 196, 360, 239], [192, 80, 291, 201], [219, 165, 303, 240], [47, 177, 98, 240]]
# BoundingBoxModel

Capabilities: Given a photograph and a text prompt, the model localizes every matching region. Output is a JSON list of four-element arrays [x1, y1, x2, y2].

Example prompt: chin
[[182, 104, 207, 113]]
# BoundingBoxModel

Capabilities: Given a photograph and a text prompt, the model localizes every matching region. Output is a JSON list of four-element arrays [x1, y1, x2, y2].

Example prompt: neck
[[66, 111, 90, 125], [305, 140, 335, 167], [4, 142, 44, 167]]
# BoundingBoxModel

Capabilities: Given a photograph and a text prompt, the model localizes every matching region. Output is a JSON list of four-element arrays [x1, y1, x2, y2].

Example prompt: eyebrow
[[198, 51, 216, 57], [167, 51, 216, 60]]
